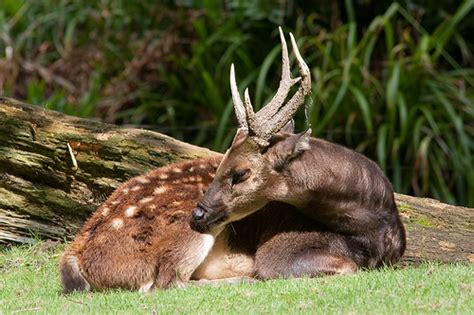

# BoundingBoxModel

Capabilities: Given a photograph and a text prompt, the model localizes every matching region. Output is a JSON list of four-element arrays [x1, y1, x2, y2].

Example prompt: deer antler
[[230, 27, 311, 146]]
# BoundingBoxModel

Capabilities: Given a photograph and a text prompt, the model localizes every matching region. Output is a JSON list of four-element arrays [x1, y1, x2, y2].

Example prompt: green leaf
[[377, 123, 389, 172], [349, 86, 373, 135]]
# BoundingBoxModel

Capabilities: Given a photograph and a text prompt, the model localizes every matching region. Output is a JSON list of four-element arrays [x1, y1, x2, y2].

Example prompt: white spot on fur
[[153, 186, 167, 195], [111, 218, 124, 229], [137, 177, 150, 184], [189, 167, 195, 172], [199, 164, 207, 169], [139, 280, 154, 293], [188, 176, 196, 182], [123, 188, 129, 194], [148, 205, 156, 210], [197, 183, 205, 196], [171, 201, 182, 207], [101, 207, 110, 216], [139, 197, 154, 204], [131, 185, 141, 192], [173, 168, 182, 173], [158, 173, 169, 179], [124, 206, 137, 217], [111, 200, 120, 205]]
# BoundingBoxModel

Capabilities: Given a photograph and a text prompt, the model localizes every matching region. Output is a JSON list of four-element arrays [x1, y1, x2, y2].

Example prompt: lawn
[[0, 241, 472, 314]]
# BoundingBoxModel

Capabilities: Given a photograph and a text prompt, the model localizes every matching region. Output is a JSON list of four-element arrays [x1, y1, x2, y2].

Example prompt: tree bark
[[0, 97, 472, 264]]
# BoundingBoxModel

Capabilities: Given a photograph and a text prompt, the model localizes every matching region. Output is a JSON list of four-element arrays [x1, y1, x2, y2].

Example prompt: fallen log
[[0, 97, 472, 264], [0, 97, 218, 244]]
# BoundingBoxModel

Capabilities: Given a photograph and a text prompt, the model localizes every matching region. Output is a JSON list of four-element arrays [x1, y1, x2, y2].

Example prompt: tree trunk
[[0, 97, 472, 264]]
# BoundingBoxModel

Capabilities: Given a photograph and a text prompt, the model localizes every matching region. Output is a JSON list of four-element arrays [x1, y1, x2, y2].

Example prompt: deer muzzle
[[190, 202, 229, 234]]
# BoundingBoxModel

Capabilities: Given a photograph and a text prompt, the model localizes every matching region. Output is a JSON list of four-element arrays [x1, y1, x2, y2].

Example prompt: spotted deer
[[190, 27, 406, 277]]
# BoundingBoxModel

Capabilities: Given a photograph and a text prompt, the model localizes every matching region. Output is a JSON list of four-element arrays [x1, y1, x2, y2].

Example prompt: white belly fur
[[191, 229, 255, 280]]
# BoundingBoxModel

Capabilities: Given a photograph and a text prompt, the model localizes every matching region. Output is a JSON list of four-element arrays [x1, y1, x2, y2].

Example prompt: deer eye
[[231, 169, 250, 186]]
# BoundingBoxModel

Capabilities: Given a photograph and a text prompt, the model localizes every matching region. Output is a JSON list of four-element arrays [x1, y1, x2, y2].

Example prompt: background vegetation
[[0, 0, 472, 206]]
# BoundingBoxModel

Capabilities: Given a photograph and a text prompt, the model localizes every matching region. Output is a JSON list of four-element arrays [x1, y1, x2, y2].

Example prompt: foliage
[[0, 0, 472, 206], [0, 241, 473, 314]]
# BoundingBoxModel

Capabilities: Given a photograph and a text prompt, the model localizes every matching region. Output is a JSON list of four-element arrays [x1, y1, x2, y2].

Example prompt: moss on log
[[395, 194, 473, 264], [0, 97, 472, 264]]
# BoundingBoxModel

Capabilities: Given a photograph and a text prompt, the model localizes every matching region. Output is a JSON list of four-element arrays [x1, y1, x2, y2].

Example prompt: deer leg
[[255, 231, 357, 279]]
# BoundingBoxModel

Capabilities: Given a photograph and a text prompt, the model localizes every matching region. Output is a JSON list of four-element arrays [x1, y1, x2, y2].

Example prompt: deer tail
[[60, 253, 91, 294]]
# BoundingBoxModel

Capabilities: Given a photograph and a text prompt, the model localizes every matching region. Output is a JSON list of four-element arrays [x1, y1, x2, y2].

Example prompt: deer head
[[190, 27, 312, 234]]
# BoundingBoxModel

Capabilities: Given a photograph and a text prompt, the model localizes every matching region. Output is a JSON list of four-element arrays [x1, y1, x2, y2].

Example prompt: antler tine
[[244, 88, 257, 128], [230, 64, 248, 129], [254, 27, 301, 132], [245, 88, 271, 146], [263, 32, 311, 137]]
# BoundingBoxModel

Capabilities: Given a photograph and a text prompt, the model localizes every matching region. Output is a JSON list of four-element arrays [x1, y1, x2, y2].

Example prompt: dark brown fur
[[191, 130, 406, 276]]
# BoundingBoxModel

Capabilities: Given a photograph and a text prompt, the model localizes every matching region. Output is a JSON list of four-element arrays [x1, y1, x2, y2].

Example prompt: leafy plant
[[0, 1, 472, 206], [298, 2, 473, 205]]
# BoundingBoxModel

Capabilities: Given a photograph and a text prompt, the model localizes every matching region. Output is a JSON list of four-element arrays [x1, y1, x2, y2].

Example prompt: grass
[[0, 241, 473, 314]]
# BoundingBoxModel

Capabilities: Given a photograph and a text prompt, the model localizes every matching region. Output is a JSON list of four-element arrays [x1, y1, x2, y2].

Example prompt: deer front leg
[[255, 231, 357, 279]]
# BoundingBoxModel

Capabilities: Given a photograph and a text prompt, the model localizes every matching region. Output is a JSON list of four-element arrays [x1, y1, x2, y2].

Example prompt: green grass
[[0, 242, 473, 314]]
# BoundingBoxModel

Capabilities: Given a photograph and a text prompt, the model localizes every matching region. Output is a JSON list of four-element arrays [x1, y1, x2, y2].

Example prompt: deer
[[190, 27, 406, 278]]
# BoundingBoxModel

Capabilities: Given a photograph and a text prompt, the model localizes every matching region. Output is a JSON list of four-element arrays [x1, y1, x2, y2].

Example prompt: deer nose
[[192, 207, 206, 221]]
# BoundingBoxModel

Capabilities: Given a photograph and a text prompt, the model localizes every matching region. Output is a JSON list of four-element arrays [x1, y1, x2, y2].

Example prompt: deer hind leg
[[255, 231, 357, 279]]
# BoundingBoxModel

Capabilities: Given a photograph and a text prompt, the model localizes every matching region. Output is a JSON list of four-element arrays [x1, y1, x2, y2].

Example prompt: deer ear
[[292, 128, 312, 154], [267, 120, 295, 148], [230, 128, 249, 147], [272, 129, 312, 171], [280, 119, 295, 134]]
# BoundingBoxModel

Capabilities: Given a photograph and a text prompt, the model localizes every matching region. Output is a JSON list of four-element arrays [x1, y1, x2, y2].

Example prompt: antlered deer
[[190, 27, 406, 277]]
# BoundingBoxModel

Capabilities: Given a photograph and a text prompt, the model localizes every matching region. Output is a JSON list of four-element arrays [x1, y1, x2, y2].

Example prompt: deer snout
[[190, 202, 229, 234], [190, 204, 211, 233], [192, 207, 206, 221]]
